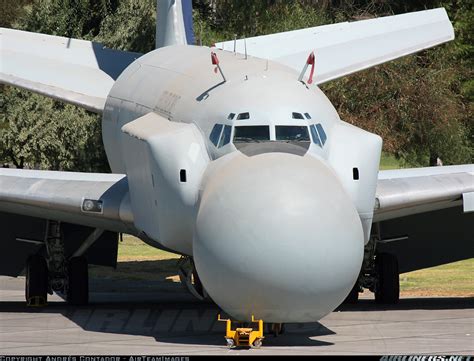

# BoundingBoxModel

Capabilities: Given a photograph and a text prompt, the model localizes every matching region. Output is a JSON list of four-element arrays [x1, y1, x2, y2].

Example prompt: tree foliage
[[0, 87, 108, 171], [0, 0, 472, 170], [15, 0, 120, 39], [324, 53, 472, 166], [0, 0, 34, 28], [94, 0, 156, 53]]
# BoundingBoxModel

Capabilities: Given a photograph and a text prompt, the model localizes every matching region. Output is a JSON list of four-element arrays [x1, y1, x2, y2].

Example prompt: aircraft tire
[[67, 256, 89, 305], [25, 254, 48, 306], [375, 253, 399, 304]]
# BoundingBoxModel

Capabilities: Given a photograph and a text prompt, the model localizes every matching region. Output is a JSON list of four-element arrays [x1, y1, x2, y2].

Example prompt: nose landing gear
[[267, 322, 286, 337], [178, 256, 209, 301]]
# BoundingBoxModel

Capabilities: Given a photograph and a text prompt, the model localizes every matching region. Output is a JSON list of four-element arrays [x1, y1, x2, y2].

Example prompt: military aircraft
[[0, 0, 472, 330]]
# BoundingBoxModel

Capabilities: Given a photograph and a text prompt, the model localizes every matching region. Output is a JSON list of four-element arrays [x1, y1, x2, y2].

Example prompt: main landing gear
[[25, 254, 48, 307], [25, 254, 88, 306], [66, 256, 89, 305], [375, 252, 399, 304], [344, 228, 400, 305], [25, 220, 90, 307]]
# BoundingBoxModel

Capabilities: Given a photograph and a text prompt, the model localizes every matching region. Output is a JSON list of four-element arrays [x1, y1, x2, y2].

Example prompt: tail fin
[[156, 0, 195, 48]]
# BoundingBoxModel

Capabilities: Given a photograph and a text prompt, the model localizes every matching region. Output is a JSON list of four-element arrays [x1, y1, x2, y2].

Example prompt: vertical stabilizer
[[156, 0, 195, 48]]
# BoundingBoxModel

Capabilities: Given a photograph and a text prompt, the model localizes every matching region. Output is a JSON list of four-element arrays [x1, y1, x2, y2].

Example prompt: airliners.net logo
[[381, 357, 472, 361]]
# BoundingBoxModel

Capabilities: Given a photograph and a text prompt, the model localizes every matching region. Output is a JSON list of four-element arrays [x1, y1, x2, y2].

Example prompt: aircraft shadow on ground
[[0, 258, 336, 347], [0, 300, 335, 347], [1, 258, 472, 347]]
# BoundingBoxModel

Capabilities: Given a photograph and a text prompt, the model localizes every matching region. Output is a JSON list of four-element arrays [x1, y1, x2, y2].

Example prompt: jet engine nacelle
[[121, 112, 210, 255]]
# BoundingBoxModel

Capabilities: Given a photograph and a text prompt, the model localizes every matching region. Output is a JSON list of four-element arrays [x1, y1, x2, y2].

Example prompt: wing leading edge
[[0, 28, 141, 113], [375, 165, 473, 273], [374, 164, 474, 222], [0, 168, 135, 234], [216, 8, 454, 84]]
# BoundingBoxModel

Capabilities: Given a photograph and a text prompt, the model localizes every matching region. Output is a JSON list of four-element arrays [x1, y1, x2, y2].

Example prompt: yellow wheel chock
[[218, 314, 264, 348]]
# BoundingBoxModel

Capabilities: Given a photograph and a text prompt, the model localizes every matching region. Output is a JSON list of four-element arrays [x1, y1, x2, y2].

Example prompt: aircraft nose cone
[[194, 153, 364, 323]]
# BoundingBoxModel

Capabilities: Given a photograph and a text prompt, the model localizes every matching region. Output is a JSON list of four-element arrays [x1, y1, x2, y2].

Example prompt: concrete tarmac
[[0, 276, 472, 355]]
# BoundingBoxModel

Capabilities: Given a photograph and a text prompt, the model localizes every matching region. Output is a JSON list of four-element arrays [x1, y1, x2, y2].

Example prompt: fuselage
[[103, 46, 339, 170], [101, 45, 383, 322]]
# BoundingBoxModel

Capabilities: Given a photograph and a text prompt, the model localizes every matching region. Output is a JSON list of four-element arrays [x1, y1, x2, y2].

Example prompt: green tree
[[0, 0, 121, 171], [323, 49, 473, 165], [16, 0, 120, 39], [95, 0, 156, 53], [0, 0, 34, 27], [0, 87, 108, 171]]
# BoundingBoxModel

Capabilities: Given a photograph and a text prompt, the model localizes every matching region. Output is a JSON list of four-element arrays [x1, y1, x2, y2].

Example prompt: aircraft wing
[[0, 27, 141, 113], [374, 164, 474, 222], [0, 168, 134, 234], [215, 8, 454, 84], [374, 165, 473, 272]]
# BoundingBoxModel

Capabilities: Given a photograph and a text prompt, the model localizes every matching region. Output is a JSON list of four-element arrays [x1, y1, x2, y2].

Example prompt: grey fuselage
[[101, 45, 382, 323]]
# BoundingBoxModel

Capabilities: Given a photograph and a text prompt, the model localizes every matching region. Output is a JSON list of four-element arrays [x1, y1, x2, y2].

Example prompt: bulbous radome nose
[[194, 153, 364, 323]]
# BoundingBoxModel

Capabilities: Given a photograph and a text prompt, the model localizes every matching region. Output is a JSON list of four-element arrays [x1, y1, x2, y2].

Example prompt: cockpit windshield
[[234, 126, 270, 142], [275, 126, 310, 142]]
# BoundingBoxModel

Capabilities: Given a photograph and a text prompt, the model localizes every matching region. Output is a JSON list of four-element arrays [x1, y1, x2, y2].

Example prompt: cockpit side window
[[316, 124, 327, 145], [210, 124, 224, 146], [310, 124, 327, 147], [234, 126, 270, 142], [310, 125, 322, 147], [292, 112, 304, 120], [218, 125, 232, 148]]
